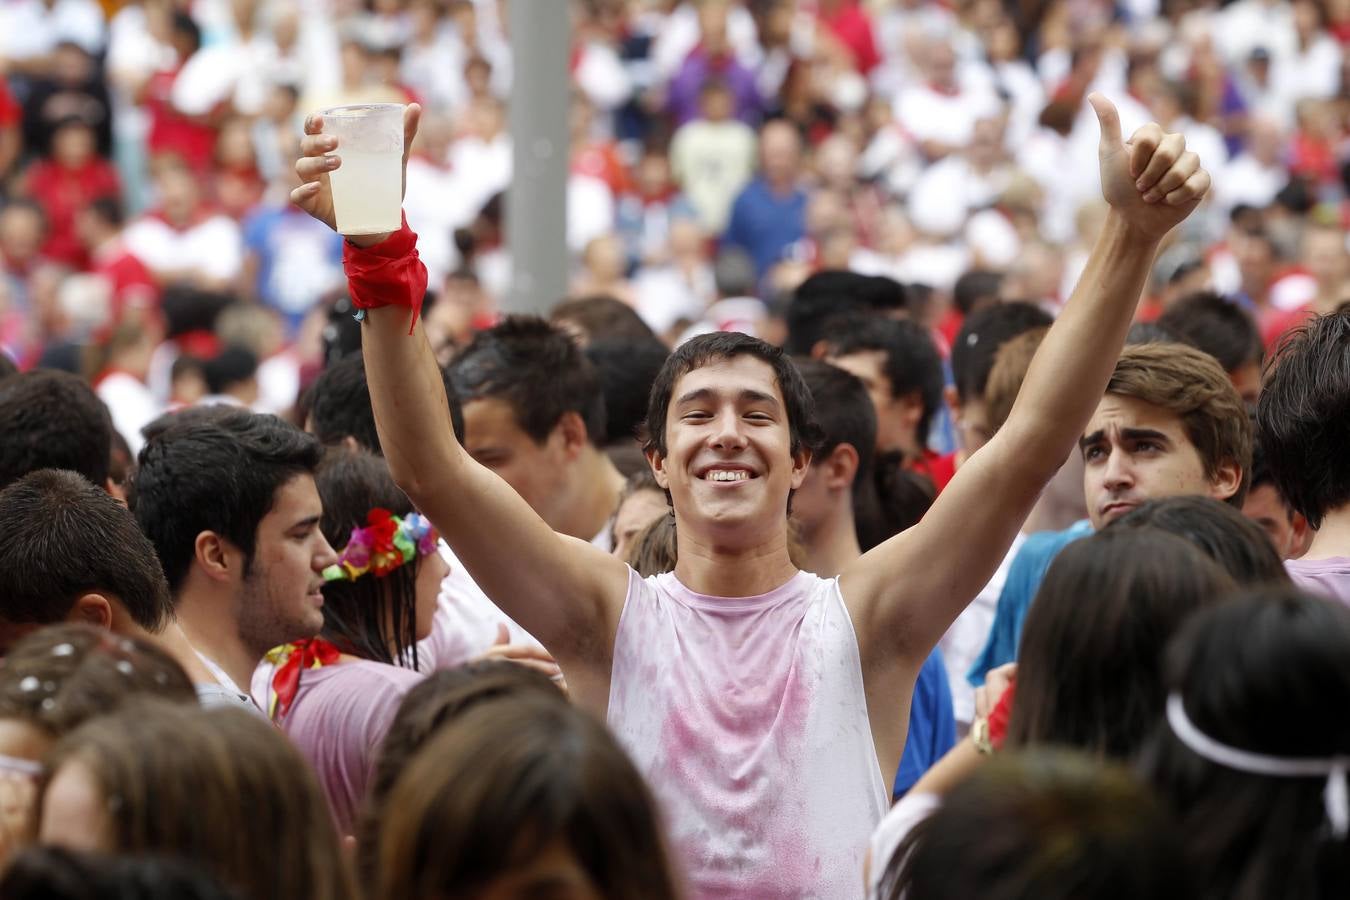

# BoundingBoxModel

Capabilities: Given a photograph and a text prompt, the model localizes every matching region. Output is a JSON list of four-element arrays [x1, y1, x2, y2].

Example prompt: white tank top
[[608, 569, 888, 899]]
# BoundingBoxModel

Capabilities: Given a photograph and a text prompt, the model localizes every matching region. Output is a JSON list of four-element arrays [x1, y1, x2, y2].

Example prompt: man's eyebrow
[[1078, 430, 1106, 451], [289, 515, 321, 531], [1119, 427, 1170, 443], [674, 388, 781, 408], [739, 389, 781, 408], [675, 387, 715, 406]]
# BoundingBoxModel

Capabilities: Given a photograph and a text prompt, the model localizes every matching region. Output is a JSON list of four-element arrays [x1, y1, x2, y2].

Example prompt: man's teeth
[[707, 470, 750, 482]]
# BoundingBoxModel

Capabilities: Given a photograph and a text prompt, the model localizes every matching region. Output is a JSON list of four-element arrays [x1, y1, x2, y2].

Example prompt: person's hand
[[291, 103, 422, 248], [472, 623, 565, 683], [975, 662, 1016, 721], [1090, 92, 1210, 242]]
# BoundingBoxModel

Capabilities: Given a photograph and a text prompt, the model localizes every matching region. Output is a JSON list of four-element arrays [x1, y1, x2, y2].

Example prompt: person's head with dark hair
[[377, 695, 679, 900], [1241, 427, 1312, 559], [201, 345, 258, 404], [1081, 343, 1251, 528], [1126, 319, 1183, 345], [1009, 528, 1234, 759], [791, 359, 881, 575], [0, 624, 196, 859], [785, 270, 908, 355], [0, 471, 174, 651], [0, 371, 112, 491], [308, 448, 447, 670], [584, 336, 669, 447], [0, 847, 240, 900], [713, 246, 757, 299], [1156, 292, 1264, 405], [820, 313, 944, 458], [948, 302, 1054, 454], [357, 660, 564, 892], [609, 468, 666, 561], [449, 316, 624, 541], [952, 269, 1003, 317], [130, 409, 334, 694], [877, 750, 1193, 900], [1140, 590, 1350, 900], [38, 701, 356, 900], [1257, 308, 1350, 563], [643, 332, 823, 549], [549, 295, 657, 346], [304, 353, 465, 452], [1111, 495, 1291, 586]]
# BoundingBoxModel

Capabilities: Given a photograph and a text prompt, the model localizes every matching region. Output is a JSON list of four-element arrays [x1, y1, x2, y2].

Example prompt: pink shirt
[[608, 569, 888, 899], [252, 660, 423, 835], [1286, 557, 1350, 606]]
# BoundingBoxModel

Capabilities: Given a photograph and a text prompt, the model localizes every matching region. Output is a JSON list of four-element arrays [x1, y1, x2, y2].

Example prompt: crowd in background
[[1, 2, 1350, 900], [3, 0, 1350, 424]]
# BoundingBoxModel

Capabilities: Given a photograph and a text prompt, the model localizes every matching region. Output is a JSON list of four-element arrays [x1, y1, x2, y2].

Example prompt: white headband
[[1166, 694, 1349, 838]]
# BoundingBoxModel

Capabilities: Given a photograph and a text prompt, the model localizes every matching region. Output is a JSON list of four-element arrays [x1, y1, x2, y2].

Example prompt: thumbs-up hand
[[1090, 92, 1210, 241]]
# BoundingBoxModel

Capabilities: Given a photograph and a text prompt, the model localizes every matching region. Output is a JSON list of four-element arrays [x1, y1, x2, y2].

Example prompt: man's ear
[[824, 443, 860, 491], [554, 410, 589, 460], [195, 531, 236, 583], [646, 446, 670, 490], [1210, 460, 1244, 503], [1289, 511, 1313, 559], [789, 445, 813, 490], [68, 593, 114, 630], [105, 477, 128, 506]]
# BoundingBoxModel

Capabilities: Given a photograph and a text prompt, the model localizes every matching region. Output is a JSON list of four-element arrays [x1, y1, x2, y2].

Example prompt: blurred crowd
[[3, 0, 1349, 438]]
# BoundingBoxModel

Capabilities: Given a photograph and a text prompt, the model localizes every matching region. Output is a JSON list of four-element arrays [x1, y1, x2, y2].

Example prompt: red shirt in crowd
[[144, 68, 218, 173], [25, 158, 121, 269]]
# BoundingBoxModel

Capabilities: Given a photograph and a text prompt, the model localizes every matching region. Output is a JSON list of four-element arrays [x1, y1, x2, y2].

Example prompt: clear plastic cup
[[320, 103, 405, 235]]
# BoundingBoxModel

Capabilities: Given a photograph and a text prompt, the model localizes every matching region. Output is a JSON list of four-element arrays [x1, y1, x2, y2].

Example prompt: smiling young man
[[970, 340, 1251, 681], [293, 94, 1210, 897], [131, 408, 337, 709]]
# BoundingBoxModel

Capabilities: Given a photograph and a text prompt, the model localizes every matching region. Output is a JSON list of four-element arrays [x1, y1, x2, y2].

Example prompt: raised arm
[[842, 95, 1211, 664], [292, 107, 630, 672]]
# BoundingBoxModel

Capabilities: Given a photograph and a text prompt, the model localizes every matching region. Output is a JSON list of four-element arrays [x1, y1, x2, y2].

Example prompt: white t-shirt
[[866, 792, 942, 900], [122, 215, 244, 284], [416, 542, 545, 671], [939, 532, 1024, 726], [608, 569, 889, 898]]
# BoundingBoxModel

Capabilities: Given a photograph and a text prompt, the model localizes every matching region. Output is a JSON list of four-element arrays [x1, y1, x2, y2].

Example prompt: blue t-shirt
[[242, 205, 344, 334], [893, 648, 957, 798], [967, 520, 1094, 687], [721, 177, 807, 278]]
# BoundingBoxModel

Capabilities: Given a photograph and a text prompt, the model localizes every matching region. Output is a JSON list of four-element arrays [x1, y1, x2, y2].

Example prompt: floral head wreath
[[322, 508, 439, 583]]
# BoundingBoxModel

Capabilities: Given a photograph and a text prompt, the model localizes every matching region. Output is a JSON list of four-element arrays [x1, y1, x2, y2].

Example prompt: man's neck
[[798, 503, 863, 579], [1305, 505, 1350, 561], [559, 449, 626, 542], [673, 526, 801, 597], [174, 585, 257, 692]]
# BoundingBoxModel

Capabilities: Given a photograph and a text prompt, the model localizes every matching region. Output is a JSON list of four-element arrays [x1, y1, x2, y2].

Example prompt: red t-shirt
[[0, 79, 20, 128], [912, 449, 958, 493], [26, 158, 121, 269], [144, 68, 218, 173]]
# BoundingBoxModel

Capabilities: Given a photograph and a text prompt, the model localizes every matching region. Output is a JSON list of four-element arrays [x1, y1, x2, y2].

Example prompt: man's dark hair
[[953, 270, 1004, 317], [202, 345, 258, 396], [951, 302, 1054, 403], [585, 337, 669, 446], [1156, 292, 1263, 373], [796, 357, 877, 507], [644, 332, 822, 460], [449, 316, 606, 446], [713, 247, 757, 299], [0, 847, 238, 900], [549, 295, 656, 344], [306, 353, 465, 451], [1111, 495, 1289, 587], [130, 409, 322, 596], [0, 370, 113, 490], [785, 271, 908, 355], [820, 313, 944, 451], [1247, 424, 1282, 496], [1257, 307, 1350, 528], [0, 470, 174, 636]]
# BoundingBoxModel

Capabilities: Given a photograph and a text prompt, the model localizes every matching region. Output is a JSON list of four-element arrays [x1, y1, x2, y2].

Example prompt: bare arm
[[292, 106, 630, 668], [842, 95, 1211, 666]]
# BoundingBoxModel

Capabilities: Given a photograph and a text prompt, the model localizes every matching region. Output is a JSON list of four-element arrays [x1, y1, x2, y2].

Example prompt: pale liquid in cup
[[329, 148, 403, 235]]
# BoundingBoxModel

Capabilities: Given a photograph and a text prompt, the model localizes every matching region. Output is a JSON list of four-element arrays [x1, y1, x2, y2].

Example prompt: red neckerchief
[[270, 637, 342, 720]]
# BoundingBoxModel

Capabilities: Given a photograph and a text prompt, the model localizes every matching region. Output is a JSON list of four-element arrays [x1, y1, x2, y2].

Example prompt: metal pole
[[504, 0, 570, 315]]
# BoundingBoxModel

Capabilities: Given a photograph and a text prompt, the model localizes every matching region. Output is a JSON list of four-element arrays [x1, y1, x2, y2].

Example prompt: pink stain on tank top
[[608, 569, 888, 899]]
